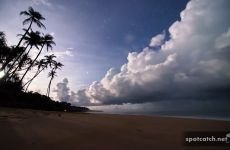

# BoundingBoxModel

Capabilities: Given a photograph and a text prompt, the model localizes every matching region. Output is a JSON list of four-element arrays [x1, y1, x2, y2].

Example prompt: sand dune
[[0, 107, 229, 150]]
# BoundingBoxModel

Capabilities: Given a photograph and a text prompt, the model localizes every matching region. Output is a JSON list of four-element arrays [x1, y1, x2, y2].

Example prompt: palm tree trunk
[[23, 69, 41, 87], [23, 67, 44, 91], [16, 21, 33, 48], [20, 44, 45, 82], [47, 77, 53, 97]]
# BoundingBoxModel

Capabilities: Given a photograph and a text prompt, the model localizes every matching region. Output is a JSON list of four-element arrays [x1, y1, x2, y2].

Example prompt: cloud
[[53, 78, 77, 103], [32, 0, 51, 6], [73, 0, 230, 106], [48, 50, 74, 58], [149, 31, 165, 47], [215, 27, 230, 49]]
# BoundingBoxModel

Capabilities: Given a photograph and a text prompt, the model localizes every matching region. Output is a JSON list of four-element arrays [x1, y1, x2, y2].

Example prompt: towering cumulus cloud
[[75, 0, 230, 106], [54, 78, 77, 103]]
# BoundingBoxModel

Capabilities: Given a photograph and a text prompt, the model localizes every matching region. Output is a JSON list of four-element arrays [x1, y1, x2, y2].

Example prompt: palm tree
[[44, 54, 57, 68], [1, 46, 25, 81], [46, 69, 56, 97], [17, 7, 45, 48], [20, 33, 55, 82], [1, 7, 45, 71], [23, 59, 46, 91], [6, 30, 41, 76], [46, 61, 63, 97], [53, 61, 64, 70], [19, 29, 41, 54], [7, 54, 32, 81], [23, 54, 56, 90]]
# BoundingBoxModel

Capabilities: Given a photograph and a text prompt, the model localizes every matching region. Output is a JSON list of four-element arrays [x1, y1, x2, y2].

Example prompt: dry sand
[[0, 107, 229, 150]]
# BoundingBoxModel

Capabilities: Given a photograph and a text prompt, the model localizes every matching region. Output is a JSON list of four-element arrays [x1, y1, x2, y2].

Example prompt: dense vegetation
[[0, 7, 89, 112]]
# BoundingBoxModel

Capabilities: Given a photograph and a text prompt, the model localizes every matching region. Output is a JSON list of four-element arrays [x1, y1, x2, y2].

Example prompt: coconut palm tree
[[7, 54, 32, 81], [23, 54, 56, 90], [0, 46, 25, 81], [20, 33, 55, 82], [1, 7, 46, 71], [44, 54, 57, 68], [46, 69, 56, 97], [23, 59, 46, 91], [19, 29, 41, 54], [17, 7, 45, 48], [46, 61, 63, 97], [6, 30, 41, 76]]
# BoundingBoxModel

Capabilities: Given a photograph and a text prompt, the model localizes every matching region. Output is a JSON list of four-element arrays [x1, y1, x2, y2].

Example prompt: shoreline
[[89, 111, 230, 122]]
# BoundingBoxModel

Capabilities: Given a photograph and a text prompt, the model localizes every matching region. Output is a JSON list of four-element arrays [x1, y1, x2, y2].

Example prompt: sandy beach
[[0, 107, 229, 150]]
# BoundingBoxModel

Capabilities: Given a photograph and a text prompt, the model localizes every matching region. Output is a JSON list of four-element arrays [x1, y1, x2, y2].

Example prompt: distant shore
[[1, 107, 230, 150]]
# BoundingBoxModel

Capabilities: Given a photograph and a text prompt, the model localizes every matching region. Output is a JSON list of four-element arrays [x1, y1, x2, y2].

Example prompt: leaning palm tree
[[17, 6, 45, 48], [46, 69, 56, 98], [44, 54, 57, 68], [6, 30, 41, 76], [23, 59, 47, 91], [19, 29, 41, 55], [23, 54, 57, 90], [20, 33, 55, 82], [1, 7, 46, 71], [46, 61, 63, 97], [1, 46, 25, 81]]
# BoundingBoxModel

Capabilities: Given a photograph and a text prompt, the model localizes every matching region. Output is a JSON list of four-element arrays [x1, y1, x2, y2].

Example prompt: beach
[[0, 107, 229, 150]]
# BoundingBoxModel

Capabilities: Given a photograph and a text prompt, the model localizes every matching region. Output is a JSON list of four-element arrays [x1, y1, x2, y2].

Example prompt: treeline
[[0, 7, 89, 112], [0, 90, 89, 112]]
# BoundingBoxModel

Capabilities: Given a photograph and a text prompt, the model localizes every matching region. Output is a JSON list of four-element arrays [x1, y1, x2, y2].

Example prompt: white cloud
[[53, 78, 77, 103], [48, 50, 74, 58], [50, 32, 55, 36], [149, 31, 165, 47], [215, 27, 230, 49], [73, 0, 230, 106], [32, 0, 51, 6]]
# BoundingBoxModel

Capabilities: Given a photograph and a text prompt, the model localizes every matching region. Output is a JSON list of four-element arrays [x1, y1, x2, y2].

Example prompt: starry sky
[[1, 0, 230, 118]]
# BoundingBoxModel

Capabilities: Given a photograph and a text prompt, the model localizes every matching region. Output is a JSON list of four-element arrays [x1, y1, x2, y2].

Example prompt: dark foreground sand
[[0, 108, 229, 150]]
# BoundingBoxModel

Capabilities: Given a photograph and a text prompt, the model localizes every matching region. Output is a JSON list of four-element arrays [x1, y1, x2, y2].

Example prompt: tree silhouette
[[23, 54, 56, 91], [18, 7, 45, 48], [0, 7, 45, 71], [6, 30, 41, 78], [46, 61, 63, 97], [0, 7, 88, 112], [0, 32, 8, 64], [20, 34, 55, 82], [47, 69, 56, 97]]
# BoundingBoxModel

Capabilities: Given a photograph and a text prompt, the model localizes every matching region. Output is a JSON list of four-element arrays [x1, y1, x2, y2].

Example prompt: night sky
[[0, 0, 230, 118]]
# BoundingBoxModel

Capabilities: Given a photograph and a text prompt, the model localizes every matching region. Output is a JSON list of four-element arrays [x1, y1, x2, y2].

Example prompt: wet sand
[[0, 107, 229, 150]]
